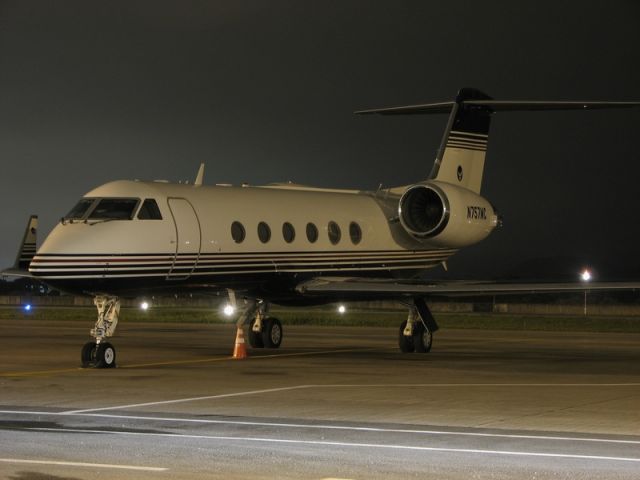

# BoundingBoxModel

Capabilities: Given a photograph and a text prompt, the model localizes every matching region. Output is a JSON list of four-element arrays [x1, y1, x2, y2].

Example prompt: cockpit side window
[[65, 199, 96, 220], [88, 198, 139, 220], [137, 199, 163, 220]]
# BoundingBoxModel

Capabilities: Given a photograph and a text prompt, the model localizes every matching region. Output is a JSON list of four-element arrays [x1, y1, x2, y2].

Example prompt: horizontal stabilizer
[[355, 100, 640, 115]]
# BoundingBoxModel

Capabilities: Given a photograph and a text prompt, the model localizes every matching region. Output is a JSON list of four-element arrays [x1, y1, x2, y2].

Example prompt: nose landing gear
[[81, 296, 120, 368]]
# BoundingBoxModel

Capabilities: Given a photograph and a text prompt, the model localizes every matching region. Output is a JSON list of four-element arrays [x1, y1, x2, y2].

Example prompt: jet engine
[[398, 182, 499, 248]]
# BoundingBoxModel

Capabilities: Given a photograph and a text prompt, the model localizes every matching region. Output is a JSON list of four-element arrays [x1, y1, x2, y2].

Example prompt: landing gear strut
[[237, 299, 283, 349], [398, 298, 438, 354], [81, 296, 120, 368]]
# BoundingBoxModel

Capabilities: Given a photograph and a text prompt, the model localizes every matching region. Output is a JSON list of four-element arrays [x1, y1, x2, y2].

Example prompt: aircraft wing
[[296, 277, 640, 298], [0, 268, 34, 279]]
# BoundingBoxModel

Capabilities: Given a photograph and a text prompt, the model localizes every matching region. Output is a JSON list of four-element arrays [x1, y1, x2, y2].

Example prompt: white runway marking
[[59, 381, 640, 414], [0, 458, 167, 472], [62, 385, 312, 414], [2, 410, 639, 446], [28, 427, 640, 464]]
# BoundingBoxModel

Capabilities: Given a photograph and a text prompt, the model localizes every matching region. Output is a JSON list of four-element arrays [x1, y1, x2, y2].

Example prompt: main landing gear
[[238, 299, 283, 349], [81, 295, 120, 368], [398, 298, 439, 354]]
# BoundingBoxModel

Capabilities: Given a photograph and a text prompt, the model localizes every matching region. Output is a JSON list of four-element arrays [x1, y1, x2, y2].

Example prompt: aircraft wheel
[[248, 317, 264, 348], [413, 322, 432, 353], [81, 341, 97, 368], [262, 317, 283, 348], [95, 342, 117, 368], [398, 320, 415, 353]]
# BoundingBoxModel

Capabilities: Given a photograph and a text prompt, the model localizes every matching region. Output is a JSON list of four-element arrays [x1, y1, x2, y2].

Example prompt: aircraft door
[[166, 198, 201, 280]]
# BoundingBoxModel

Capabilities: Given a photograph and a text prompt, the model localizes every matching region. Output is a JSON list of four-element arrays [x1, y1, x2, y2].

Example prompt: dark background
[[1, 1, 639, 280]]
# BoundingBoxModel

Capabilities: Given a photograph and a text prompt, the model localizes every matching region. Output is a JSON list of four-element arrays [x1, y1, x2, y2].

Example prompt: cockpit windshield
[[65, 199, 96, 220], [88, 198, 139, 220]]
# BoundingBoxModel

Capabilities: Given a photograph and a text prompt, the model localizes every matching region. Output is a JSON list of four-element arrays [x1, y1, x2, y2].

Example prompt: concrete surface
[[1, 318, 639, 479]]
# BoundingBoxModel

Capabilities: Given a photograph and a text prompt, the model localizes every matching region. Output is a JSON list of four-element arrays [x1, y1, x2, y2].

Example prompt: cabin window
[[349, 221, 362, 245], [65, 198, 96, 220], [231, 221, 246, 243], [306, 223, 318, 243], [282, 222, 295, 243], [137, 199, 163, 220], [258, 222, 271, 243], [328, 221, 341, 245], [88, 198, 138, 220]]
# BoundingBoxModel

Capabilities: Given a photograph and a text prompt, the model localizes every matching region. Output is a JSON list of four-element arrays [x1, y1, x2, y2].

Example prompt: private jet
[[4, 88, 640, 368]]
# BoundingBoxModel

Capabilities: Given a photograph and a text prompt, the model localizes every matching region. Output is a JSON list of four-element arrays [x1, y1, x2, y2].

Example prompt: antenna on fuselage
[[194, 163, 205, 187]]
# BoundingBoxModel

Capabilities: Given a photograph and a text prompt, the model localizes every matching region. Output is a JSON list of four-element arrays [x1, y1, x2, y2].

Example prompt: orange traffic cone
[[232, 327, 248, 359]]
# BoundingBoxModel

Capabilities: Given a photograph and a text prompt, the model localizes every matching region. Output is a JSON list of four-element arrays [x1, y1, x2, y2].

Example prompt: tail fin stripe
[[450, 131, 489, 139], [446, 144, 486, 152], [448, 137, 487, 146]]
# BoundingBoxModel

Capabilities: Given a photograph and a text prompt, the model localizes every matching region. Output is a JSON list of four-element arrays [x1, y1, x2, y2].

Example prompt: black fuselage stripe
[[33, 249, 457, 258], [31, 259, 445, 278], [30, 257, 449, 274]]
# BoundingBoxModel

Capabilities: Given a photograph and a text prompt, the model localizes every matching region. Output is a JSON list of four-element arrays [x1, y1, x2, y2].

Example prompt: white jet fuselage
[[29, 179, 498, 301]]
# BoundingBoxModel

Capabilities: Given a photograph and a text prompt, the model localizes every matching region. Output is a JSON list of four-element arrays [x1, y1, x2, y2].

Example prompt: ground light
[[337, 304, 346, 314], [140, 301, 150, 311], [580, 268, 592, 315], [223, 304, 236, 317], [23, 304, 32, 312]]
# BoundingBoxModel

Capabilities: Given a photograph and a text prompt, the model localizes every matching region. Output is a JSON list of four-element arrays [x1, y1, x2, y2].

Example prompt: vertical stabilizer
[[14, 215, 38, 270], [356, 88, 640, 194], [429, 88, 492, 193]]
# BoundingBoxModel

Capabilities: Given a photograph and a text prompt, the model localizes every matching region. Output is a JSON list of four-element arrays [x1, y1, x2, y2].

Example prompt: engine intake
[[398, 185, 449, 238]]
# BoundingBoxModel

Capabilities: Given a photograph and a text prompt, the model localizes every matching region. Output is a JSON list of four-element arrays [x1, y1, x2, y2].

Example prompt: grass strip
[[1, 306, 640, 333]]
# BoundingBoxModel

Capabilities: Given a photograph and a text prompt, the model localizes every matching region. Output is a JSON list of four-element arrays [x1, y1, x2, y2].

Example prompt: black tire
[[398, 320, 415, 353], [248, 317, 264, 348], [81, 341, 97, 367], [413, 322, 433, 353], [262, 317, 283, 348], [95, 342, 116, 368]]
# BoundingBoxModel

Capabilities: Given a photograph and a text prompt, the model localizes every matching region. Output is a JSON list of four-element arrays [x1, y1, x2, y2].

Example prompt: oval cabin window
[[349, 222, 362, 245], [231, 221, 246, 243], [282, 222, 295, 243], [306, 223, 318, 243], [328, 221, 341, 245], [258, 222, 271, 243]]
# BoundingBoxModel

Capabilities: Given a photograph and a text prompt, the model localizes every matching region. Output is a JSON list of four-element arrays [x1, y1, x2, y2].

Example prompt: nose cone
[[30, 222, 88, 262]]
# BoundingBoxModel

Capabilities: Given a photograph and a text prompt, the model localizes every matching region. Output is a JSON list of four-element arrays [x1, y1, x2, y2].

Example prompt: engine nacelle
[[398, 181, 499, 248]]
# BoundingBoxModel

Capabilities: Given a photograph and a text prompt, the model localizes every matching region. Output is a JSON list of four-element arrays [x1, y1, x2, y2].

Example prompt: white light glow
[[223, 304, 236, 317], [338, 304, 346, 314], [140, 301, 150, 311], [580, 269, 592, 282]]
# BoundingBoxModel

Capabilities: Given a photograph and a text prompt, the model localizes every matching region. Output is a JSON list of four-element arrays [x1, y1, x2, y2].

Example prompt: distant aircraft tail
[[13, 215, 38, 270], [356, 88, 640, 194]]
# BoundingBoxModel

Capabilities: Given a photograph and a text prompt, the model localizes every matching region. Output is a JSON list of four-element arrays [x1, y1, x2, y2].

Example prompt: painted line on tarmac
[[56, 380, 640, 414], [62, 385, 314, 414], [26, 427, 640, 464], [0, 458, 167, 472], [0, 367, 86, 378], [3, 409, 640, 446], [0, 347, 374, 378], [121, 347, 376, 369]]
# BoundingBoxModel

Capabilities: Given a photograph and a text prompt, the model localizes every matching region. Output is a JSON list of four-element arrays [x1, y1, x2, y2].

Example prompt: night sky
[[1, 2, 639, 280]]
